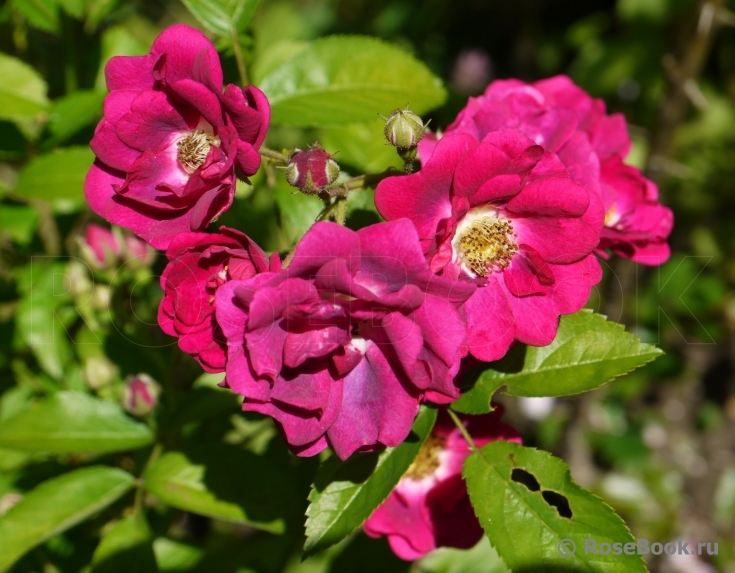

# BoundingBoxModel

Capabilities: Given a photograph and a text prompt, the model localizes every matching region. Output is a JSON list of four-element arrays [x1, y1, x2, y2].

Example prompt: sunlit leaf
[[464, 441, 646, 572], [0, 466, 135, 573]]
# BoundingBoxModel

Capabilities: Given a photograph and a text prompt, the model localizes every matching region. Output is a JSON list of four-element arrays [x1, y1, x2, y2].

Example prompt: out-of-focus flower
[[80, 224, 121, 269], [427, 76, 672, 264], [122, 373, 160, 416], [215, 219, 476, 460], [158, 227, 274, 373], [450, 49, 492, 95], [84, 356, 118, 390], [376, 130, 603, 361], [121, 234, 156, 267], [85, 24, 270, 250], [364, 407, 521, 560], [284, 145, 340, 195]]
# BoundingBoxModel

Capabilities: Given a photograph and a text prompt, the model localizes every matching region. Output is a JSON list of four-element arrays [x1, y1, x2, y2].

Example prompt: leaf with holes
[[260, 36, 446, 126], [304, 405, 437, 557], [452, 310, 663, 414], [464, 441, 646, 573]]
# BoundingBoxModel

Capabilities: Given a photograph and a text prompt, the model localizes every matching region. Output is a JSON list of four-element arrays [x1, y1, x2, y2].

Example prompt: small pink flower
[[425, 75, 672, 265], [376, 130, 603, 361], [215, 219, 476, 460], [85, 24, 270, 250], [158, 227, 274, 373], [123, 373, 160, 416], [364, 407, 521, 560], [122, 234, 156, 267], [81, 223, 121, 268]]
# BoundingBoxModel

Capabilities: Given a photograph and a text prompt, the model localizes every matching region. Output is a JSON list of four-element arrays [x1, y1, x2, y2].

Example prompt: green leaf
[[464, 441, 647, 573], [304, 405, 438, 557], [16, 294, 72, 380], [0, 53, 50, 132], [0, 204, 38, 244], [0, 466, 135, 573], [143, 443, 300, 533], [260, 35, 447, 127], [416, 537, 509, 573], [14, 146, 94, 212], [92, 515, 158, 573], [152, 538, 204, 572], [320, 119, 402, 173], [452, 310, 663, 414], [45, 90, 105, 146], [180, 0, 259, 37], [274, 179, 323, 247], [10, 0, 60, 33], [0, 391, 154, 453]]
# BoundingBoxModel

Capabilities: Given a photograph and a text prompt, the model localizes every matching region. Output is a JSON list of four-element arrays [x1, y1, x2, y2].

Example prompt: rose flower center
[[453, 213, 518, 277], [177, 130, 220, 174], [404, 433, 446, 481]]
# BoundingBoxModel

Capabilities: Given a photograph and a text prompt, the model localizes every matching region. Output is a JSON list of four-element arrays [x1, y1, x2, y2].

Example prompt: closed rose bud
[[80, 224, 121, 269], [384, 106, 426, 151], [284, 145, 340, 195], [122, 374, 160, 417]]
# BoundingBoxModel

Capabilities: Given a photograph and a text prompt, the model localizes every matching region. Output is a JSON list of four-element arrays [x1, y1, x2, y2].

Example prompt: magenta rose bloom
[[376, 130, 604, 361], [158, 227, 274, 373], [423, 75, 672, 264], [85, 24, 270, 250], [363, 407, 521, 560], [214, 219, 476, 460]]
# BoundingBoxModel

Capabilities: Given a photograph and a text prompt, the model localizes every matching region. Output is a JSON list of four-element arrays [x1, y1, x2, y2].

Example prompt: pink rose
[[85, 24, 270, 250], [364, 407, 521, 560], [158, 227, 274, 373], [376, 130, 604, 361], [423, 75, 672, 264], [215, 219, 476, 460]]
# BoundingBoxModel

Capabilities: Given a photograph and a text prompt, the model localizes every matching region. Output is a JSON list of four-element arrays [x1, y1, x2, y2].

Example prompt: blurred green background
[[0, 0, 734, 572]]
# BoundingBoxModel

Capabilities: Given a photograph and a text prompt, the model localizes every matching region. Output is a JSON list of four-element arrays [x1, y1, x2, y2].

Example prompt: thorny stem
[[132, 443, 162, 516], [230, 26, 249, 87], [447, 408, 479, 453], [259, 146, 290, 164]]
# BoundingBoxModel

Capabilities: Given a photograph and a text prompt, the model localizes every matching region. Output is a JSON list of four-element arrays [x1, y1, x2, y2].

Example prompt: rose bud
[[364, 407, 521, 560], [384, 106, 427, 151], [284, 145, 340, 195], [122, 373, 160, 417], [80, 224, 121, 269], [84, 356, 118, 390]]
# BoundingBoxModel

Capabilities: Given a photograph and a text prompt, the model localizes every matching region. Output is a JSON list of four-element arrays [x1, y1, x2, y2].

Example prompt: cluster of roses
[[84, 25, 672, 561]]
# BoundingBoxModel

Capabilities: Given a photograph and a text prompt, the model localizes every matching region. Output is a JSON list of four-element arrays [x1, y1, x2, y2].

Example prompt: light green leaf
[[0, 391, 154, 453], [180, 0, 259, 37], [14, 146, 94, 212], [0, 53, 50, 132], [416, 537, 510, 573], [10, 0, 59, 33], [153, 538, 204, 572], [16, 296, 72, 381], [304, 405, 438, 557], [92, 515, 158, 573], [261, 35, 447, 127], [452, 310, 663, 414], [144, 443, 300, 533], [0, 466, 135, 573], [0, 204, 38, 244], [320, 119, 402, 174], [46, 90, 105, 146], [251, 39, 309, 85], [464, 441, 647, 573]]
